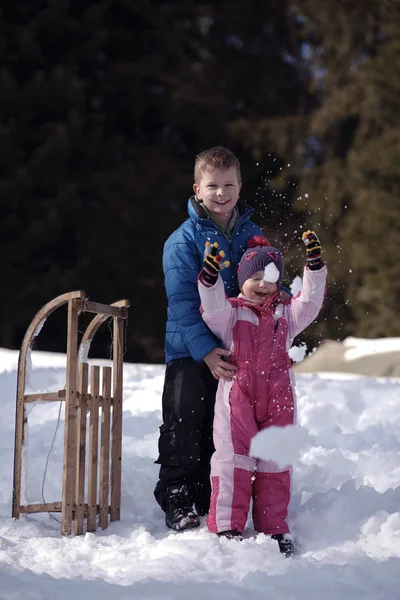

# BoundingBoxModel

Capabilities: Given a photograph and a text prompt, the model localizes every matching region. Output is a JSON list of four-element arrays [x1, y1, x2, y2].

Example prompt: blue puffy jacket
[[163, 196, 264, 363]]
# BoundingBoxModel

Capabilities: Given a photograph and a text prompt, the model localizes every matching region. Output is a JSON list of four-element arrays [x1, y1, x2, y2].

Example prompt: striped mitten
[[200, 241, 230, 286], [302, 230, 323, 270]]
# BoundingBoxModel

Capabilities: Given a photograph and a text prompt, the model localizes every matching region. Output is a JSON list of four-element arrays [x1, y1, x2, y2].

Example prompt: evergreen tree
[[0, 0, 317, 360], [234, 0, 400, 344], [0, 0, 110, 346], [293, 0, 400, 339]]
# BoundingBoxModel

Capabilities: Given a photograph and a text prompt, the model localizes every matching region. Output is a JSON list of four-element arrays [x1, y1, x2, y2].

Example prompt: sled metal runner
[[12, 291, 130, 535]]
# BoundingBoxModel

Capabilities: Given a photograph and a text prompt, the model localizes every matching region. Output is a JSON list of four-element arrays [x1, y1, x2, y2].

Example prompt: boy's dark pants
[[154, 358, 218, 515]]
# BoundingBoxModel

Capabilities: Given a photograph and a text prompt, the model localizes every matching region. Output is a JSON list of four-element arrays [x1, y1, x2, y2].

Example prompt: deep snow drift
[[0, 346, 399, 599]]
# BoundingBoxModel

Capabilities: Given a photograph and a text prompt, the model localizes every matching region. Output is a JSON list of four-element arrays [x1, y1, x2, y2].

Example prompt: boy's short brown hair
[[194, 146, 241, 184]]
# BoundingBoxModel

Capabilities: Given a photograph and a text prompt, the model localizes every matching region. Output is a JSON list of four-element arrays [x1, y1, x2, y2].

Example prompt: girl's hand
[[302, 230, 323, 270], [200, 241, 230, 286]]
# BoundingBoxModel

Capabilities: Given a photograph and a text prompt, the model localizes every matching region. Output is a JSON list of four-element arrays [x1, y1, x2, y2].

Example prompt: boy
[[154, 146, 264, 530]]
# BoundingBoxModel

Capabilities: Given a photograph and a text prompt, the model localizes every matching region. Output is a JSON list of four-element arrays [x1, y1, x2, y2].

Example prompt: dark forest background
[[1, 0, 399, 363]]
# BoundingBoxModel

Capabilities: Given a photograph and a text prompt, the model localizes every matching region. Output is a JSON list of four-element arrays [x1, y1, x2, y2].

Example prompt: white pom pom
[[263, 263, 280, 283]]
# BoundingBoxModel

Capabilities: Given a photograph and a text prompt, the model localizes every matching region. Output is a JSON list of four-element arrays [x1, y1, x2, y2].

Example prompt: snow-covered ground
[[343, 336, 400, 360], [0, 345, 399, 599]]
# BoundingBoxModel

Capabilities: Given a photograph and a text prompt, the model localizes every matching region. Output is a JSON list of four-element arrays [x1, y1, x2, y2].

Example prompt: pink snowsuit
[[198, 265, 327, 535]]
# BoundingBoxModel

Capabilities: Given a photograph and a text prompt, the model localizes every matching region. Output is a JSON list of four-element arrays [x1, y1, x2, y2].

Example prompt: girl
[[198, 232, 327, 556]]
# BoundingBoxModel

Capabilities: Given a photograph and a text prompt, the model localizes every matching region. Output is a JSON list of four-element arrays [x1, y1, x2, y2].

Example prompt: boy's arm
[[163, 236, 219, 362]]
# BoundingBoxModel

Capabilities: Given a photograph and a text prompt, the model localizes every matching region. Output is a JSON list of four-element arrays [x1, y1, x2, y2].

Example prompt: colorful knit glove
[[302, 230, 323, 271], [200, 241, 230, 285]]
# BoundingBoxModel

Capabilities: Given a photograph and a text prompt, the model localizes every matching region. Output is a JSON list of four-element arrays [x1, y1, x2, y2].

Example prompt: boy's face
[[241, 271, 278, 305], [193, 167, 241, 221]]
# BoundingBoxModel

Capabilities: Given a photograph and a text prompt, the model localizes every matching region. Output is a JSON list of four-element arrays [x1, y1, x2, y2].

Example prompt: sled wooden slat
[[110, 317, 124, 521], [24, 390, 66, 403], [61, 299, 80, 535], [19, 502, 114, 516], [12, 383, 24, 520], [87, 366, 100, 533], [20, 502, 63, 513], [74, 362, 89, 535], [99, 367, 112, 529], [83, 301, 128, 319]]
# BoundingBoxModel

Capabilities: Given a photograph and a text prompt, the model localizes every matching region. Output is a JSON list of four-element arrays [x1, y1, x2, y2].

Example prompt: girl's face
[[241, 270, 278, 305]]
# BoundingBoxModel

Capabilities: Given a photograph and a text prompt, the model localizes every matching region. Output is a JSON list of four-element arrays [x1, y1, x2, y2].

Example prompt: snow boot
[[217, 530, 243, 541], [165, 485, 200, 531], [271, 533, 295, 557]]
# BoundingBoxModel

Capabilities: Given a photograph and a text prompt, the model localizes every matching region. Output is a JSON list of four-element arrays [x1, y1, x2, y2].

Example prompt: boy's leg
[[194, 365, 218, 515], [154, 358, 215, 522]]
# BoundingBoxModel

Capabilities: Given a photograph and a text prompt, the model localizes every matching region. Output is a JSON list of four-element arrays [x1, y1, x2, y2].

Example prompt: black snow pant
[[154, 357, 218, 515]]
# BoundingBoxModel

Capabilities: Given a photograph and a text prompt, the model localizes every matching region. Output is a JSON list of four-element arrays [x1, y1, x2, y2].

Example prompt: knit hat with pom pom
[[237, 236, 284, 290]]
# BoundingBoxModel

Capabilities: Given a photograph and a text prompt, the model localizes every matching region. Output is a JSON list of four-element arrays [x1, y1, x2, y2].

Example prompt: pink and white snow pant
[[206, 360, 295, 535]]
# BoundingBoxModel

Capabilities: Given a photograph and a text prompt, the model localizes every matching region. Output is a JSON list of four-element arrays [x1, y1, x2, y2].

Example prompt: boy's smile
[[193, 167, 241, 229]]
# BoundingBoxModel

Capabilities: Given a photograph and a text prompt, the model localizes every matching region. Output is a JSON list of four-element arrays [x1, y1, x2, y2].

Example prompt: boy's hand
[[204, 348, 237, 381], [302, 230, 323, 271], [200, 241, 230, 286]]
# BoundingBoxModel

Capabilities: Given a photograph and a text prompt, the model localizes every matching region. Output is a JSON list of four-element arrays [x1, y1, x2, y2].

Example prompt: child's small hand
[[201, 241, 230, 285], [302, 230, 323, 270]]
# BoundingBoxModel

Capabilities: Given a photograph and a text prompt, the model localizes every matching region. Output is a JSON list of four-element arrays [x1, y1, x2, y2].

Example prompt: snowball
[[250, 424, 311, 469], [290, 275, 303, 296], [263, 263, 279, 283], [289, 342, 307, 363]]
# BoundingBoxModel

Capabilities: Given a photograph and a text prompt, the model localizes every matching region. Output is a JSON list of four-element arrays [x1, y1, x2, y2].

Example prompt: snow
[[250, 424, 311, 469], [289, 342, 307, 363], [263, 262, 279, 283], [0, 345, 399, 598], [343, 337, 400, 360], [290, 275, 303, 297]]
